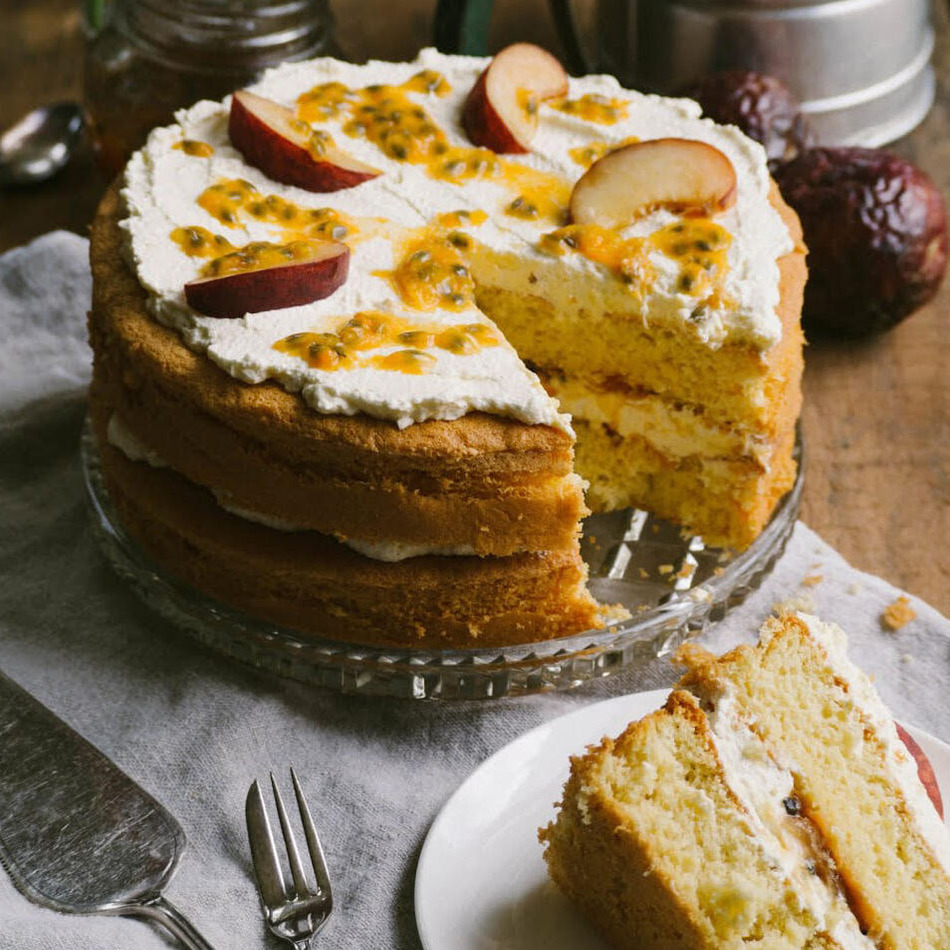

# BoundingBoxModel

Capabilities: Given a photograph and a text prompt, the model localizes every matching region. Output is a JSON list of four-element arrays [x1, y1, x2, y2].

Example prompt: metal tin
[[596, 0, 935, 146]]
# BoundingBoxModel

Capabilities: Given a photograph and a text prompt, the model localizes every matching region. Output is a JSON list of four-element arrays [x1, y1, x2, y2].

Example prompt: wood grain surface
[[2, 0, 947, 614]]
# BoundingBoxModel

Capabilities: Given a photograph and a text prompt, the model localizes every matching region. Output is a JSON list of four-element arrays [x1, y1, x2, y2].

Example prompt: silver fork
[[245, 769, 333, 949]]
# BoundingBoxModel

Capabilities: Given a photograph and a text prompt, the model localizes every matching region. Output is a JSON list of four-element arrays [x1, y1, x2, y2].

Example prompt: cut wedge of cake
[[541, 613, 950, 948]]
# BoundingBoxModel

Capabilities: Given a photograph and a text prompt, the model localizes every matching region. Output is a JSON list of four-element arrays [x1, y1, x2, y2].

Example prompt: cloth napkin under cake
[[1, 231, 948, 950]]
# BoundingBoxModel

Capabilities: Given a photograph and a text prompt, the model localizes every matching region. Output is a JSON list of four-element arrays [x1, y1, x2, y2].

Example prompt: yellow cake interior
[[540, 691, 844, 949], [470, 182, 805, 550], [542, 613, 950, 948], [679, 615, 950, 948]]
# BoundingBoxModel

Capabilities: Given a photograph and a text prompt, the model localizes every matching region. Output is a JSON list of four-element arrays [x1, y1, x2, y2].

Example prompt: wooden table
[[3, 0, 948, 615]]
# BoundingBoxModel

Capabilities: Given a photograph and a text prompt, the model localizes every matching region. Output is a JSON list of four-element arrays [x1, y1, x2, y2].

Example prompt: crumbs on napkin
[[881, 596, 916, 632], [801, 573, 823, 588], [772, 592, 815, 615]]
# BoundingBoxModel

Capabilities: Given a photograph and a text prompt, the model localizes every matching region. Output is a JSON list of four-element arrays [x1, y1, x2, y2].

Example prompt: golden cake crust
[[93, 404, 601, 648], [540, 694, 717, 950], [90, 183, 587, 556]]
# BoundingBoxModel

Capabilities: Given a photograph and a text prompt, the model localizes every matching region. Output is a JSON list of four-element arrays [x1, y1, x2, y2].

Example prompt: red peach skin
[[897, 723, 943, 819], [462, 43, 568, 154], [185, 242, 350, 318], [229, 91, 380, 193]]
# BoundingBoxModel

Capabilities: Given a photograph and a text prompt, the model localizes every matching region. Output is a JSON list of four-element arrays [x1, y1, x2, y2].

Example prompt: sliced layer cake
[[89, 44, 805, 646]]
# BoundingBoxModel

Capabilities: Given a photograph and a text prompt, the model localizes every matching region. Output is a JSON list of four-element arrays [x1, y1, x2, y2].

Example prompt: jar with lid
[[82, 0, 336, 177]]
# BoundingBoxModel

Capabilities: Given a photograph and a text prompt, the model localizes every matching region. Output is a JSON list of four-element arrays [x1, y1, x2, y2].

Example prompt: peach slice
[[896, 723, 944, 819], [569, 138, 738, 227], [462, 43, 569, 154], [229, 90, 381, 193], [185, 240, 350, 318]]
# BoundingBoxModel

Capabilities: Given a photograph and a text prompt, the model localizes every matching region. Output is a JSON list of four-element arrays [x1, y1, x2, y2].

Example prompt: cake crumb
[[772, 593, 815, 615], [602, 603, 632, 625], [675, 562, 696, 580], [900, 653, 914, 665], [638, 568, 649, 580], [881, 596, 916, 632], [847, 581, 863, 595], [801, 574, 823, 587], [658, 564, 674, 575]]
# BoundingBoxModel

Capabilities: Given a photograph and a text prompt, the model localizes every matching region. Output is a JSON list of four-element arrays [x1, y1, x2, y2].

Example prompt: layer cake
[[88, 46, 806, 647]]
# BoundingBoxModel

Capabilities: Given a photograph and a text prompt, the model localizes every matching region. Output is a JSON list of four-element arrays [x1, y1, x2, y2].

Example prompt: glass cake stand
[[81, 420, 802, 700]]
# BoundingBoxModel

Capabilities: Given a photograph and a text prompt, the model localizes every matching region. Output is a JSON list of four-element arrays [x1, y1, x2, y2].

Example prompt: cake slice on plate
[[541, 612, 950, 948]]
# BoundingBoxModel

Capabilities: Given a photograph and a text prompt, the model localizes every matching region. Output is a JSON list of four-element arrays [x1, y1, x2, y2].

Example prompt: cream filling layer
[[107, 413, 166, 468], [120, 48, 792, 434], [706, 693, 874, 948], [106, 413, 479, 562], [544, 377, 770, 466]]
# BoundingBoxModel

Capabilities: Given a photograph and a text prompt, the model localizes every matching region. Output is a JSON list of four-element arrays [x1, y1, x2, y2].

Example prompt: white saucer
[[415, 691, 950, 950]]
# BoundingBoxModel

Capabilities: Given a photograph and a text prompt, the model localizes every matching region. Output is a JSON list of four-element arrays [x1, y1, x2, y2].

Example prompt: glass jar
[[82, 0, 335, 177]]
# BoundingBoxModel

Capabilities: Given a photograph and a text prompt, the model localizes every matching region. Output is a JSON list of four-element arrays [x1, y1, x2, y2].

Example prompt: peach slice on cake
[[897, 723, 944, 818], [185, 240, 350, 318], [229, 90, 381, 193], [569, 138, 737, 227], [462, 43, 568, 154]]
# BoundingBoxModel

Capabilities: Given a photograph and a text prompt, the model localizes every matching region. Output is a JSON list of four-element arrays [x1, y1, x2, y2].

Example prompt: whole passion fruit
[[680, 70, 813, 169], [775, 147, 947, 337]]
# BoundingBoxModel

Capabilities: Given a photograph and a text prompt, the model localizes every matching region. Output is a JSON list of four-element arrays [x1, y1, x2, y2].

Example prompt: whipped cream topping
[[123, 123, 567, 431], [106, 413, 166, 468], [120, 48, 791, 433], [338, 537, 476, 562]]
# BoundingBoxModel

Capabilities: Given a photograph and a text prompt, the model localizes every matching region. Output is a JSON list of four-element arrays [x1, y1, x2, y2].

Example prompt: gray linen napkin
[[1, 232, 948, 950]]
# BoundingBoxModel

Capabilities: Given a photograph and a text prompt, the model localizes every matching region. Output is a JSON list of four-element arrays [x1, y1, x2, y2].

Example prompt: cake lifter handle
[[111, 895, 217, 950]]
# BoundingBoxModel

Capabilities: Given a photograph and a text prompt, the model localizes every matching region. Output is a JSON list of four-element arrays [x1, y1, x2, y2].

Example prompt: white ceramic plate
[[415, 690, 950, 950]]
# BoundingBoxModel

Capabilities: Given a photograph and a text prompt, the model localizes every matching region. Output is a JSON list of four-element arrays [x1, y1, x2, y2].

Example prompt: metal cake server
[[0, 670, 215, 949]]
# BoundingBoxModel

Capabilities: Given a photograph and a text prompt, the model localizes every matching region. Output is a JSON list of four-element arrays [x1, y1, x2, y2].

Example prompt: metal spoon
[[0, 102, 84, 186]]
